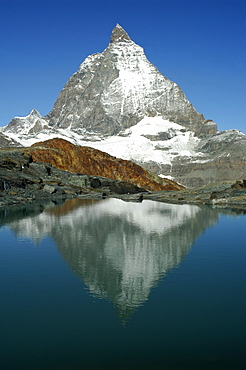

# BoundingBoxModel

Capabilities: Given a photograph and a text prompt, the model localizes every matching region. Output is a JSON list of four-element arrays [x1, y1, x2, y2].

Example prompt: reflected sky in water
[[2, 199, 217, 320], [0, 199, 245, 370]]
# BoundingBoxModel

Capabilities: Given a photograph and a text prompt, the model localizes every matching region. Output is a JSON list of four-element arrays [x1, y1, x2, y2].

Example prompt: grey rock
[[169, 130, 246, 187], [0, 147, 146, 207], [45, 24, 215, 136], [2, 109, 49, 135], [142, 130, 176, 141], [43, 184, 56, 194], [0, 132, 22, 148], [66, 174, 90, 188]]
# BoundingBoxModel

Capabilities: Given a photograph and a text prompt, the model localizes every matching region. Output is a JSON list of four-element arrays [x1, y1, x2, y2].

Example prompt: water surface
[[0, 199, 245, 369]]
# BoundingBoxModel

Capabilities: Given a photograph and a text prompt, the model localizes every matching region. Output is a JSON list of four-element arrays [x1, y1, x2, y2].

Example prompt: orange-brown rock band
[[26, 138, 184, 192]]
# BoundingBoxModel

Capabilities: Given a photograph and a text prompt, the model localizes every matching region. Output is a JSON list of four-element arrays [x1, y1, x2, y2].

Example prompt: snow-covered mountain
[[1, 109, 48, 135], [45, 24, 215, 136], [1, 24, 246, 187]]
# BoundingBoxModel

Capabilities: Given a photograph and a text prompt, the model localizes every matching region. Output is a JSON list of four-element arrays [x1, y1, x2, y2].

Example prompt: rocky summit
[[1, 24, 246, 187], [45, 24, 212, 136]]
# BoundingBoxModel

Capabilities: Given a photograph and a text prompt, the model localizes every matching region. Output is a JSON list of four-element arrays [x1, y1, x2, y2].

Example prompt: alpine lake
[[0, 197, 245, 370]]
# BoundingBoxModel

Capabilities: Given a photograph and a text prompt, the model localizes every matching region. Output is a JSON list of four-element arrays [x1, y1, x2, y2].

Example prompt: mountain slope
[[0, 132, 21, 148], [45, 24, 216, 136], [27, 138, 184, 191], [1, 24, 246, 187], [2, 109, 48, 136]]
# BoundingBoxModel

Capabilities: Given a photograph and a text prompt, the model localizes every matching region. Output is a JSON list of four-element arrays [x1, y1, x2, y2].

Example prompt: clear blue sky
[[1, 0, 245, 133]]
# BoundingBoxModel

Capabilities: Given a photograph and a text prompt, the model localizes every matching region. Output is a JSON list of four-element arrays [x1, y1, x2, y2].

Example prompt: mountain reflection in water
[[5, 198, 218, 320]]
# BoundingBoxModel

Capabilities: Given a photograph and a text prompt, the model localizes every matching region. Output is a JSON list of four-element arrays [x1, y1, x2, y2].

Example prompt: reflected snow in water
[[0, 198, 245, 369]]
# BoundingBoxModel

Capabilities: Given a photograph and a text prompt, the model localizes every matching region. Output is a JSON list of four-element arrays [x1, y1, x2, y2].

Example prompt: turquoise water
[[0, 199, 245, 370]]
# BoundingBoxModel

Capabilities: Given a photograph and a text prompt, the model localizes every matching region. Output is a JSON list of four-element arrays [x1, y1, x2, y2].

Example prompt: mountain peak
[[110, 24, 132, 43], [29, 109, 42, 118]]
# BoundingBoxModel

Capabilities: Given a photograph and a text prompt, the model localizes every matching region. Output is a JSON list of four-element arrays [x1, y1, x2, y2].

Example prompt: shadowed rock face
[[0, 132, 21, 148], [27, 138, 184, 191]]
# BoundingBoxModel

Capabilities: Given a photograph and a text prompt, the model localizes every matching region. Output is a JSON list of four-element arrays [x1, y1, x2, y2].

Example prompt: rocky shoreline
[[112, 180, 246, 209], [0, 161, 145, 208], [144, 180, 246, 208], [1, 172, 246, 210], [1, 144, 246, 210]]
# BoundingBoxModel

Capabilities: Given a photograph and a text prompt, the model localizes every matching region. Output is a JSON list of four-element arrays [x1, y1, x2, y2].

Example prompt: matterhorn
[[45, 24, 215, 136], [2, 24, 246, 187]]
